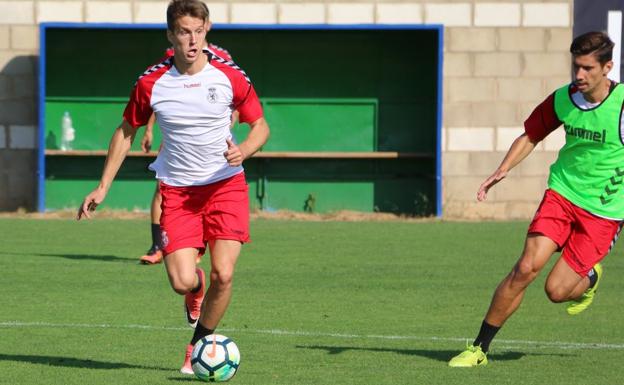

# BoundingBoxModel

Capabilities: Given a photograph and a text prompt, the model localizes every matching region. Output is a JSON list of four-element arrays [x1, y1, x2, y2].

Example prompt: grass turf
[[1, 218, 623, 384]]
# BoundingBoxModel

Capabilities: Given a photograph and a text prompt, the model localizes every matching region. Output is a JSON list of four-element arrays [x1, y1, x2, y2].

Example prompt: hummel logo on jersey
[[207, 87, 217, 103], [564, 124, 606, 143], [184, 82, 201, 89]]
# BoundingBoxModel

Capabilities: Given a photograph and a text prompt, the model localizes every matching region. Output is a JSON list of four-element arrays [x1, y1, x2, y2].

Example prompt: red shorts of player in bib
[[528, 189, 623, 277], [159, 172, 250, 257]]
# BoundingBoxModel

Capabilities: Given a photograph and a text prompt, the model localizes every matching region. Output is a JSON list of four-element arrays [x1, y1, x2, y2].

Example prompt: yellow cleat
[[448, 344, 488, 367], [567, 263, 603, 315]]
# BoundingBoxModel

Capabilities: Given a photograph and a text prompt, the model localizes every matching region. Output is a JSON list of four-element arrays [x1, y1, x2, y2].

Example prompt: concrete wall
[[0, 0, 574, 217], [441, 1, 572, 219]]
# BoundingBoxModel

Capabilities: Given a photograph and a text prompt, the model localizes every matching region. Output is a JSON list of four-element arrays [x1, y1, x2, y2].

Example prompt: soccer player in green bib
[[449, 31, 624, 367]]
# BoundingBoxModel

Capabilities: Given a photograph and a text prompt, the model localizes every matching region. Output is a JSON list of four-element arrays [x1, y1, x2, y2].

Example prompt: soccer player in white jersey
[[77, 0, 269, 374], [138, 43, 236, 265]]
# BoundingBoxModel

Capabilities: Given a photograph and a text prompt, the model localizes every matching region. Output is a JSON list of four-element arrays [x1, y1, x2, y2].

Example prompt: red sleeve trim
[[236, 86, 263, 124], [523, 92, 562, 142], [122, 60, 170, 128]]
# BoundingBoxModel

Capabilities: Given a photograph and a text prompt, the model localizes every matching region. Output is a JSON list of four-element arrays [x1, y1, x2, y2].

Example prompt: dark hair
[[166, 0, 209, 31], [570, 31, 614, 64]]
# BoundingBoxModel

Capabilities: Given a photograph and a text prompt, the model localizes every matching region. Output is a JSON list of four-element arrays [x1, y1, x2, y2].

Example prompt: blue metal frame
[[37, 24, 46, 212], [436, 28, 444, 218], [38, 22, 444, 216]]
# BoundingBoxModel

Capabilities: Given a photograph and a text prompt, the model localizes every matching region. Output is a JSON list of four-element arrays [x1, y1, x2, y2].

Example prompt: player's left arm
[[230, 110, 240, 129], [224, 74, 269, 166], [225, 117, 269, 167]]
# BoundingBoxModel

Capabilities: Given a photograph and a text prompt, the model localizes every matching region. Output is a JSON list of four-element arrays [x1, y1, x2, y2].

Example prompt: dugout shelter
[[38, 23, 443, 216]]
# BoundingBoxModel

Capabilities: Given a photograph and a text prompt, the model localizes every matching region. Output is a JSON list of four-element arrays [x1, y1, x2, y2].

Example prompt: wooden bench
[[44, 150, 433, 159]]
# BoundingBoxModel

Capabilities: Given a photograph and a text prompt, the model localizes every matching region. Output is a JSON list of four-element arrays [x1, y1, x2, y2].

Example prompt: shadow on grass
[[36, 253, 135, 263], [0, 251, 135, 263], [0, 353, 172, 371], [297, 345, 572, 362]]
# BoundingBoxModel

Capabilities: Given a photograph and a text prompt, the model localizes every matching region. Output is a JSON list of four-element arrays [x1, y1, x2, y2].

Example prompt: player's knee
[[171, 275, 197, 294], [544, 284, 568, 303], [210, 269, 234, 289], [513, 259, 538, 281]]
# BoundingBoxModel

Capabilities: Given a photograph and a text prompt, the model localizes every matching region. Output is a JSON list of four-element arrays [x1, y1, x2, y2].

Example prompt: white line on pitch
[[1, 320, 623, 351]]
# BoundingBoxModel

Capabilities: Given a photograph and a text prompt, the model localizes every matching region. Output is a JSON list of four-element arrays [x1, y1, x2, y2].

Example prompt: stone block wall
[[0, 0, 574, 218], [441, 2, 572, 219]]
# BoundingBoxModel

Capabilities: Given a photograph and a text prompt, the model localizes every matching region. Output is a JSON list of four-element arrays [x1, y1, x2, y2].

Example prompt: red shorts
[[159, 172, 250, 256], [528, 189, 623, 276]]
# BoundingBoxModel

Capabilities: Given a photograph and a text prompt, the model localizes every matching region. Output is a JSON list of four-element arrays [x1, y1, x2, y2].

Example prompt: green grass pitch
[[1, 218, 624, 385]]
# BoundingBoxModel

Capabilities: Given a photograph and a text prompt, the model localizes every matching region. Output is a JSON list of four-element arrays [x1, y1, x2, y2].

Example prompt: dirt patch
[[0, 208, 149, 220], [0, 209, 436, 222], [253, 210, 435, 222]]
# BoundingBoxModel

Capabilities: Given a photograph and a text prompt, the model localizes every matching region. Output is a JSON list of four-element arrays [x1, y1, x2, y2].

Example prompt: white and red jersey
[[123, 47, 263, 186], [206, 43, 233, 61]]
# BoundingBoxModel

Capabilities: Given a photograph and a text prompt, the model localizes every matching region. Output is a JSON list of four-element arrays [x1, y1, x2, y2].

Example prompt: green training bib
[[549, 83, 624, 218]]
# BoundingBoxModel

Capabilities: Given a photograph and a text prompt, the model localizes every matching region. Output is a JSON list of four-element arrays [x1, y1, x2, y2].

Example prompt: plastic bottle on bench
[[60, 111, 75, 151]]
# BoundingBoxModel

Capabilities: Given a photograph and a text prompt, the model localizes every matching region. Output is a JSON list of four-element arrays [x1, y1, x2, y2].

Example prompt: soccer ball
[[191, 334, 240, 382]]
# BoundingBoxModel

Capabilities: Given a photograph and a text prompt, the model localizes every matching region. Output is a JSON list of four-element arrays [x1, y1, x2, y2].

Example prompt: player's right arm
[[78, 60, 157, 220], [477, 92, 561, 201], [77, 119, 138, 220], [477, 134, 538, 201]]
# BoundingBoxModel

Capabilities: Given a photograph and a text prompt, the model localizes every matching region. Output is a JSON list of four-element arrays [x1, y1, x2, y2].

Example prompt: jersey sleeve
[[234, 84, 263, 124], [122, 79, 154, 128], [212, 57, 264, 124], [524, 92, 562, 142]]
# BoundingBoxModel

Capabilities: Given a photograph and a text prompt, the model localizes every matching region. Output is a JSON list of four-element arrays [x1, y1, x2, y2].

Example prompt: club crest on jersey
[[207, 87, 217, 103]]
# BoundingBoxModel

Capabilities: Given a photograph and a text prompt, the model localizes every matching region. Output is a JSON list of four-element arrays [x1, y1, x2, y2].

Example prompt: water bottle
[[60, 111, 75, 150]]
